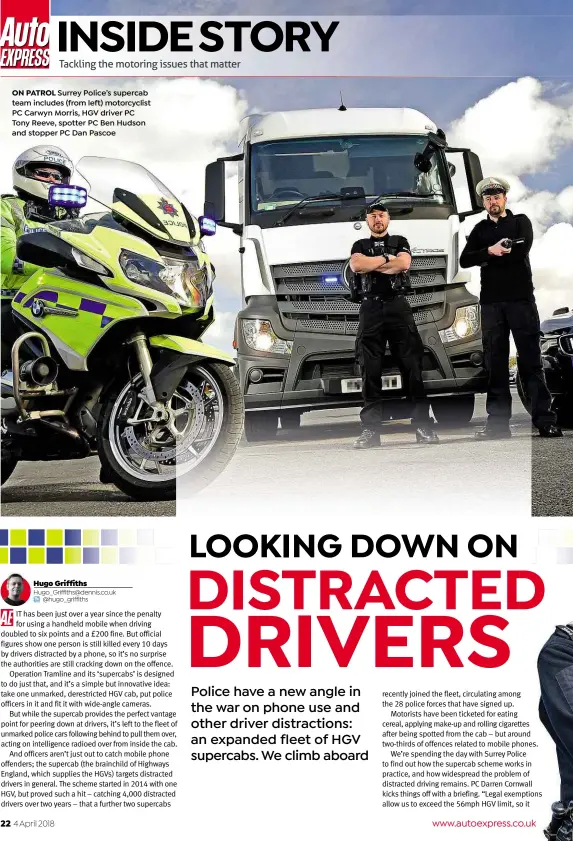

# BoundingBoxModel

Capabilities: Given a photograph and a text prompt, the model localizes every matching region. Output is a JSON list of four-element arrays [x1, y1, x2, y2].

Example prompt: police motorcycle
[[517, 307, 573, 428], [1, 157, 244, 500]]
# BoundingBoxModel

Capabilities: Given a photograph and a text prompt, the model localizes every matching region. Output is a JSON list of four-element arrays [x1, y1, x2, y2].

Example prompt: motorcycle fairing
[[149, 334, 233, 365], [12, 273, 148, 370]]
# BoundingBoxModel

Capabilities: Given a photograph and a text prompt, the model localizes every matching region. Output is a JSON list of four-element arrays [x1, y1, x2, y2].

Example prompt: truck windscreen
[[249, 134, 452, 225]]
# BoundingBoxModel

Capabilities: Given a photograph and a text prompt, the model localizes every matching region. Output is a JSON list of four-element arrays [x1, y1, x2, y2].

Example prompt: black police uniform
[[459, 210, 556, 429], [350, 233, 431, 429], [538, 625, 573, 809]]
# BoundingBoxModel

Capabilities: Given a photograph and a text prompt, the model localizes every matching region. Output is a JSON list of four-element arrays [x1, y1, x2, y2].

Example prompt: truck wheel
[[280, 411, 302, 431], [431, 395, 475, 427], [244, 412, 278, 442]]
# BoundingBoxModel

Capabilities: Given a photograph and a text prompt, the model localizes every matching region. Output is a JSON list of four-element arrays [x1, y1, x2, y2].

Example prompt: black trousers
[[356, 296, 430, 429], [481, 300, 556, 428], [538, 629, 573, 803]]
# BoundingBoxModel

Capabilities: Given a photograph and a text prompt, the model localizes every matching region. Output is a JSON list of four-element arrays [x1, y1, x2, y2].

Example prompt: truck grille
[[272, 256, 447, 335]]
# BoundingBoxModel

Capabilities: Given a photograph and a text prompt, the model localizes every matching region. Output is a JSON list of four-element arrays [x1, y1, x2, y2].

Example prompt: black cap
[[367, 202, 388, 214]]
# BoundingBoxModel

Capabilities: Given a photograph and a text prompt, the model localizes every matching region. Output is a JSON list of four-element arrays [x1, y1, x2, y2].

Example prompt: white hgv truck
[[205, 107, 487, 441]]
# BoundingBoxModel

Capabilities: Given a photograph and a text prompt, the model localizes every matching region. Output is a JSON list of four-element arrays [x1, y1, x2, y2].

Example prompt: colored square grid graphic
[[1, 529, 160, 565]]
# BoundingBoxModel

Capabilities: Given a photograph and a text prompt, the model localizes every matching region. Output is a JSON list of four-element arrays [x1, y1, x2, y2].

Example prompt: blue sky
[[52, 0, 573, 15], [227, 76, 573, 195], [207, 72, 573, 322], [43, 4, 573, 333]]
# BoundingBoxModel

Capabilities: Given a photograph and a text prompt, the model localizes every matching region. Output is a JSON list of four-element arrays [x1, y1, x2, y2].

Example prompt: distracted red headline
[[189, 568, 544, 670]]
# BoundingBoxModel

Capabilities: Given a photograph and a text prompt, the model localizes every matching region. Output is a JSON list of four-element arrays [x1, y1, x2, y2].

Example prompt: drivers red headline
[[189, 568, 544, 670]]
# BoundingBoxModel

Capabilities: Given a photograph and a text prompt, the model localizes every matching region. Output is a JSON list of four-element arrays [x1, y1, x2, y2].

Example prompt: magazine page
[[1, 3, 572, 840]]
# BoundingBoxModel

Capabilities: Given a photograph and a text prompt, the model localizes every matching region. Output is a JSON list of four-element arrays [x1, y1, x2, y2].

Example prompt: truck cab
[[205, 107, 488, 441]]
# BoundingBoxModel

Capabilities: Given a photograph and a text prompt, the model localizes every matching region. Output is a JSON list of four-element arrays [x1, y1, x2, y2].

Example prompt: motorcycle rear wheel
[[97, 363, 243, 501]]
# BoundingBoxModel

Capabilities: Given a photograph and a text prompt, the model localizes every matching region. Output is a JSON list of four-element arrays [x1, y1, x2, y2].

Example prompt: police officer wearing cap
[[460, 176, 561, 439], [349, 202, 438, 449]]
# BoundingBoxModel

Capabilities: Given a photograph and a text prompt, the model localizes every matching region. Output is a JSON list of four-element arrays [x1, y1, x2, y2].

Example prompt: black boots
[[538, 424, 563, 438], [354, 426, 440, 448], [475, 424, 564, 440], [353, 428, 380, 449], [415, 426, 440, 444], [475, 425, 512, 440]]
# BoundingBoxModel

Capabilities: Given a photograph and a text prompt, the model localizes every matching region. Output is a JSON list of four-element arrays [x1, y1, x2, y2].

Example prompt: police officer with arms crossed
[[1, 145, 75, 370], [459, 176, 562, 439], [349, 202, 438, 449]]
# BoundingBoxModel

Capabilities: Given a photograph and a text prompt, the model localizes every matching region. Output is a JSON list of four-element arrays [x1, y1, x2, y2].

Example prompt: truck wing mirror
[[204, 155, 243, 236], [445, 148, 484, 220], [204, 160, 226, 222]]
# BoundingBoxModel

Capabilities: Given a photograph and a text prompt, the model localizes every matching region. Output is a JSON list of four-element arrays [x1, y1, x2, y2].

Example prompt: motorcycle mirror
[[199, 215, 217, 236], [558, 335, 573, 357], [17, 231, 76, 272], [48, 184, 88, 209]]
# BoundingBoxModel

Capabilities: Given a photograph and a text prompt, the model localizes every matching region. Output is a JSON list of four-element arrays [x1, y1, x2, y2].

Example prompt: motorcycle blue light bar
[[199, 215, 217, 236], [48, 184, 88, 209]]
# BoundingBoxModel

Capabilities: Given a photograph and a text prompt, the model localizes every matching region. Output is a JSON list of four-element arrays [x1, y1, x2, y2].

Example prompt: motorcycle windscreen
[[76, 156, 196, 246]]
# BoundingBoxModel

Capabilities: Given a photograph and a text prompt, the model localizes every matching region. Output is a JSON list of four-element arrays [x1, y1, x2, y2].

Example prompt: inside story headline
[[56, 20, 341, 53]]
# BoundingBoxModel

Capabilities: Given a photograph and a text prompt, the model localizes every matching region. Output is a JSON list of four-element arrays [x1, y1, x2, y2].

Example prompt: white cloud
[[530, 222, 573, 316], [449, 77, 573, 177], [3, 75, 572, 342], [449, 77, 573, 321]]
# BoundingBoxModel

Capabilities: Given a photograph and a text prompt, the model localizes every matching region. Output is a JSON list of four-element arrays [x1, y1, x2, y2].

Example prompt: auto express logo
[[0, 0, 50, 69]]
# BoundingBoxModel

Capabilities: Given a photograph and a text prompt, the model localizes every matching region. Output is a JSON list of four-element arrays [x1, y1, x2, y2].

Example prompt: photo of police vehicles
[[205, 107, 488, 441]]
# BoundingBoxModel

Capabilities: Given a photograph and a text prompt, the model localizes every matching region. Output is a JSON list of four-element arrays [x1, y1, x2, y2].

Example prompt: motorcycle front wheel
[[97, 363, 244, 501]]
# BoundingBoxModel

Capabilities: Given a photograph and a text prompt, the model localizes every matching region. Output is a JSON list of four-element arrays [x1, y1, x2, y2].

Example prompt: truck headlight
[[439, 305, 480, 344], [242, 319, 293, 355]]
